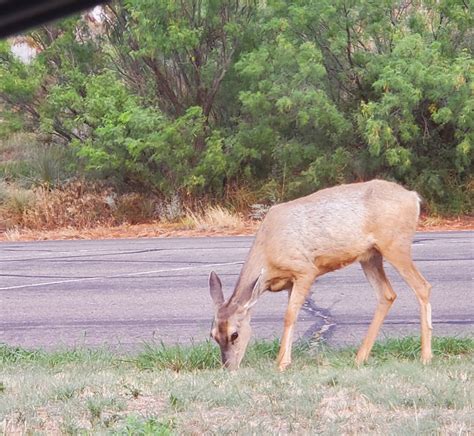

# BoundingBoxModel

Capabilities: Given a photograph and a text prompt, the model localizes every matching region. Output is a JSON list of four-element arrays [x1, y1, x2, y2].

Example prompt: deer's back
[[253, 180, 420, 277]]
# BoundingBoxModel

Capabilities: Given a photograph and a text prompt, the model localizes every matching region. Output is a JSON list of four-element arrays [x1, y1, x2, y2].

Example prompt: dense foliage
[[0, 0, 472, 212]]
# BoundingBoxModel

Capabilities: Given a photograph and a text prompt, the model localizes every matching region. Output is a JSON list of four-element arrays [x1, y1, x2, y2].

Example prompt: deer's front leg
[[277, 279, 311, 371]]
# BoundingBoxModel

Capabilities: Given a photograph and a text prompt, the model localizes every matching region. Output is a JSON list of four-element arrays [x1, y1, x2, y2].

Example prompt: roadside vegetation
[[0, 0, 472, 238], [0, 337, 472, 433]]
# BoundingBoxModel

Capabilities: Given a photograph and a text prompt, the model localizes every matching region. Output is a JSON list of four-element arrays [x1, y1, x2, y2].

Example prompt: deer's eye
[[230, 332, 239, 342]]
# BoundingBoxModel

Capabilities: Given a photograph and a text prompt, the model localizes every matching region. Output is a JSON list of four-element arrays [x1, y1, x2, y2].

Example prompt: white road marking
[[0, 261, 244, 291]]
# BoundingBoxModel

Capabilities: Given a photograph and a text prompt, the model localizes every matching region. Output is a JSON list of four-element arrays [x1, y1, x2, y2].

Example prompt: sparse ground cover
[[0, 180, 472, 242], [2, 214, 473, 242], [1, 135, 472, 242], [1, 337, 472, 434]]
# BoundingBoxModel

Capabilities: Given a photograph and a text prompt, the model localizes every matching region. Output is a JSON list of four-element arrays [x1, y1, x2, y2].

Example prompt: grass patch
[[311, 336, 474, 367], [134, 341, 221, 372], [371, 336, 474, 360], [0, 337, 472, 433], [184, 205, 245, 231], [1, 337, 472, 370], [0, 344, 113, 367], [0, 180, 253, 235], [122, 415, 174, 435]]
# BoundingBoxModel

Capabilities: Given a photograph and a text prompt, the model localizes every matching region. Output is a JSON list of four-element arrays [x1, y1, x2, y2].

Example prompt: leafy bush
[[0, 0, 471, 213]]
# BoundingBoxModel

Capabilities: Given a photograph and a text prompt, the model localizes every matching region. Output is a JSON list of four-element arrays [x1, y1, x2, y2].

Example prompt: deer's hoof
[[354, 353, 368, 367], [421, 354, 432, 365]]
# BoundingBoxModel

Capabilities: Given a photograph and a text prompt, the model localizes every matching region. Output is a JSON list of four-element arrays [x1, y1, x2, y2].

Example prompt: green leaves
[[0, 0, 471, 212], [356, 27, 472, 209], [232, 4, 354, 196]]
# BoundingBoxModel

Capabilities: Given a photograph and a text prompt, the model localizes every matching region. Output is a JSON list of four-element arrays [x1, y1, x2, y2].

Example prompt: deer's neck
[[229, 244, 265, 306]]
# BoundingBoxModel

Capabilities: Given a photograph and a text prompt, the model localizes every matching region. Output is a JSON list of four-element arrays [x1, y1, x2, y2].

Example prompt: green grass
[[0, 344, 113, 366], [134, 341, 221, 371], [0, 337, 472, 434]]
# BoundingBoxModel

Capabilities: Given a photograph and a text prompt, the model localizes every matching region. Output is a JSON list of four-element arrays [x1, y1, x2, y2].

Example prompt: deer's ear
[[209, 271, 224, 308], [243, 269, 265, 310]]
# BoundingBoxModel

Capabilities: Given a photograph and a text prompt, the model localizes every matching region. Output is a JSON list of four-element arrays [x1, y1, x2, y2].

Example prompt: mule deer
[[209, 179, 432, 370]]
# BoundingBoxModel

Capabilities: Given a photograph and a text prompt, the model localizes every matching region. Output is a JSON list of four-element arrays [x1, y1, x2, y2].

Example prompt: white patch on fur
[[415, 192, 422, 220], [426, 303, 433, 330]]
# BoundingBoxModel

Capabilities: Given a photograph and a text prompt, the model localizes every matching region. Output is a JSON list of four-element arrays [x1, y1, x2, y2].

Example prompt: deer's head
[[209, 271, 262, 370]]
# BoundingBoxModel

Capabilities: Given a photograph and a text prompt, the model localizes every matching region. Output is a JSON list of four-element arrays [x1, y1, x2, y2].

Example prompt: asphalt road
[[1, 232, 473, 350]]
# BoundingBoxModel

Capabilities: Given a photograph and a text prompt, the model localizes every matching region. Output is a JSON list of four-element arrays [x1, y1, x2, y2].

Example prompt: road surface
[[0, 232, 472, 350]]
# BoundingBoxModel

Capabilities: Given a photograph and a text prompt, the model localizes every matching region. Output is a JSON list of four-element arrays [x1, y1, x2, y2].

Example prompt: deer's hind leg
[[383, 246, 433, 364], [356, 251, 397, 365]]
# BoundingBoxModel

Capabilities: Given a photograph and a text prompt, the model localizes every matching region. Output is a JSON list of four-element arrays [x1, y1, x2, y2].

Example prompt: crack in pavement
[[298, 295, 474, 347], [300, 295, 336, 344]]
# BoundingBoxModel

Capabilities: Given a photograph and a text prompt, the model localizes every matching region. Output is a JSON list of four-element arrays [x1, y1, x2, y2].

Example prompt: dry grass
[[0, 181, 160, 232], [22, 183, 116, 230], [184, 205, 246, 231], [0, 180, 472, 242], [0, 182, 259, 240], [0, 338, 472, 434], [0, 221, 256, 241], [0, 181, 113, 231], [0, 133, 35, 162], [1, 213, 472, 243], [418, 214, 474, 231], [3, 227, 21, 241]]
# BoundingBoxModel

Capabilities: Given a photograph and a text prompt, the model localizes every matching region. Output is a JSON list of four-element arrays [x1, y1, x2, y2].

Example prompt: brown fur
[[210, 180, 432, 370]]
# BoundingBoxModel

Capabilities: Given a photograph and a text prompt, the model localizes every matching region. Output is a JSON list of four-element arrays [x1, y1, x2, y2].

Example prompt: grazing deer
[[209, 179, 432, 370]]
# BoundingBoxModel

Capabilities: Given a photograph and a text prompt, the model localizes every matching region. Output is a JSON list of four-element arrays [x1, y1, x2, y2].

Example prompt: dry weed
[[315, 387, 381, 432], [0, 184, 35, 227], [0, 133, 36, 162], [155, 194, 185, 221], [20, 181, 115, 230], [419, 214, 474, 231], [0, 179, 472, 239], [0, 181, 182, 233], [185, 206, 244, 231], [0, 181, 161, 231], [4, 227, 21, 241], [114, 193, 157, 224], [223, 184, 260, 214]]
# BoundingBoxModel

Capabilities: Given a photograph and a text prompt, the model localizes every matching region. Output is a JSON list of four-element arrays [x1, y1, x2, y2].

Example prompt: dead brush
[[114, 193, 157, 224], [0, 184, 35, 228], [155, 194, 185, 222], [0, 133, 36, 162], [185, 206, 245, 231], [0, 181, 172, 232], [20, 181, 117, 230], [223, 184, 260, 214]]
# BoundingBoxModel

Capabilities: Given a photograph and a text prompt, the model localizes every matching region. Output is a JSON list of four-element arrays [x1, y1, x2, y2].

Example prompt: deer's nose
[[221, 352, 239, 370]]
